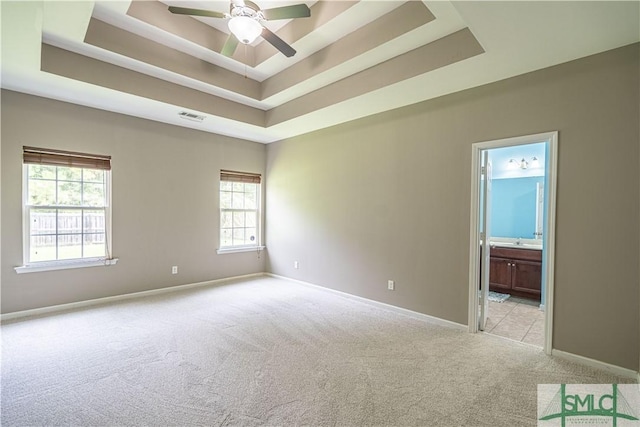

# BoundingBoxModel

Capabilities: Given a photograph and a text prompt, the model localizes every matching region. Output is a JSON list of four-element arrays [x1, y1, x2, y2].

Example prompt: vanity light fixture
[[508, 156, 541, 170]]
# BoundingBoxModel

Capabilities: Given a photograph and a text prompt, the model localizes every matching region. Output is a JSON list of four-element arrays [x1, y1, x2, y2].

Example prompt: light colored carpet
[[1, 276, 634, 426]]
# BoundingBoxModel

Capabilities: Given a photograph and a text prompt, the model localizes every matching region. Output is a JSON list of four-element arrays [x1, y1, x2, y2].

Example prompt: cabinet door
[[512, 260, 542, 297], [489, 257, 512, 292]]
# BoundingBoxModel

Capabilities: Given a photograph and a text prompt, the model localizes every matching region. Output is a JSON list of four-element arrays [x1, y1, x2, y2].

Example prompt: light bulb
[[228, 16, 262, 44], [520, 158, 528, 169], [531, 157, 540, 168]]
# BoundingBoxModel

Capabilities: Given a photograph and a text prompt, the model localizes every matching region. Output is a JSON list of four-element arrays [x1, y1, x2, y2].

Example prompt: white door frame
[[479, 151, 491, 331], [467, 131, 558, 355]]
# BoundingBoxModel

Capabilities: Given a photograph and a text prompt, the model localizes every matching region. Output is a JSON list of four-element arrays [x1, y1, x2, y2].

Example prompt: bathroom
[[484, 142, 546, 346]]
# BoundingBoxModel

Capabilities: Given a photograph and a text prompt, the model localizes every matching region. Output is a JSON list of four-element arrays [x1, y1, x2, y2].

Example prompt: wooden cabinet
[[489, 257, 513, 293], [489, 247, 542, 300]]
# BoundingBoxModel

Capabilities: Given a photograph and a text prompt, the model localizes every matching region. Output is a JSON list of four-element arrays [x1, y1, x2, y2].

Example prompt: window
[[219, 170, 261, 252], [18, 146, 115, 272]]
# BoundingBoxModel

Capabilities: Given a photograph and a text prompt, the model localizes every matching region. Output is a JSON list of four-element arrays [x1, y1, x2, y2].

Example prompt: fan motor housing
[[230, 2, 264, 20]]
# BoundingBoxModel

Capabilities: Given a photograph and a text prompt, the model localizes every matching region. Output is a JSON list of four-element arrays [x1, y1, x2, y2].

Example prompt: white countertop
[[489, 237, 542, 250]]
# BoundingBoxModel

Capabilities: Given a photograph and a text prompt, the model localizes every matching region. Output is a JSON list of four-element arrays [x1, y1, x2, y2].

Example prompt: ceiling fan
[[168, 1, 311, 58]]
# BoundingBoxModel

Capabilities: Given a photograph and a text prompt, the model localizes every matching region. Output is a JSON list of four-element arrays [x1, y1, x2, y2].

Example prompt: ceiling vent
[[178, 111, 206, 122]]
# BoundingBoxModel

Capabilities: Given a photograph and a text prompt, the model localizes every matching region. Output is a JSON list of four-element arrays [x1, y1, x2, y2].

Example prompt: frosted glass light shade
[[228, 16, 262, 44]]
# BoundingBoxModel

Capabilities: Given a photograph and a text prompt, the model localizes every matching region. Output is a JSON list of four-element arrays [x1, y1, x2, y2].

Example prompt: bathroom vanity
[[489, 246, 542, 300]]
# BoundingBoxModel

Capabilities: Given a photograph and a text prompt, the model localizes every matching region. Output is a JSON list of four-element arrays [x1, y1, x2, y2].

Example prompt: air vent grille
[[178, 111, 206, 122]]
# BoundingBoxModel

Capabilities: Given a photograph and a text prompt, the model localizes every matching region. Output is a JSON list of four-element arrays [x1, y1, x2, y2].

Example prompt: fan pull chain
[[244, 43, 248, 79]]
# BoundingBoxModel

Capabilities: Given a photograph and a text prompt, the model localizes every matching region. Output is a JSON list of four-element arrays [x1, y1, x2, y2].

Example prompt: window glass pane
[[245, 212, 256, 227], [232, 211, 245, 228], [58, 209, 82, 235], [232, 228, 245, 246], [24, 161, 111, 264], [231, 192, 244, 209], [28, 179, 56, 206], [83, 169, 104, 183], [57, 166, 82, 182], [57, 182, 82, 206], [83, 209, 105, 233], [83, 182, 105, 207], [28, 165, 56, 180], [221, 211, 232, 228], [245, 189, 257, 210], [219, 179, 259, 248], [220, 191, 232, 209], [246, 228, 257, 243], [58, 234, 82, 260], [30, 209, 56, 235], [221, 229, 233, 247], [30, 235, 56, 262], [83, 234, 105, 258]]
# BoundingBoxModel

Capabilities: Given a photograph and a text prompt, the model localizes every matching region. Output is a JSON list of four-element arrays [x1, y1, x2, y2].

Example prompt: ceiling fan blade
[[261, 4, 310, 20], [221, 34, 239, 57], [168, 6, 225, 19], [261, 27, 296, 57]]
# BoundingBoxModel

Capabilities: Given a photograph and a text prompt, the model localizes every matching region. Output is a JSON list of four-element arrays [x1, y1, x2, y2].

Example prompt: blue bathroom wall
[[491, 176, 543, 238]]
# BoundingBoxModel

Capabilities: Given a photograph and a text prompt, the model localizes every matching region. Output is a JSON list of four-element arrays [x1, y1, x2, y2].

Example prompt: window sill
[[217, 246, 265, 255], [15, 258, 119, 274]]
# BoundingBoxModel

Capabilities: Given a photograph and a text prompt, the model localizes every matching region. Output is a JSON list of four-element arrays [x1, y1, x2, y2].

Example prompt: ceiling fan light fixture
[[228, 16, 262, 44]]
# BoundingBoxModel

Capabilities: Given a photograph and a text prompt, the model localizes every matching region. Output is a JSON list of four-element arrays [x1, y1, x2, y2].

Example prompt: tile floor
[[484, 296, 545, 347]]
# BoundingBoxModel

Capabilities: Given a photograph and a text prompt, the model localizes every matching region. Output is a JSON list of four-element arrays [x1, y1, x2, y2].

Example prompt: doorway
[[468, 132, 558, 355]]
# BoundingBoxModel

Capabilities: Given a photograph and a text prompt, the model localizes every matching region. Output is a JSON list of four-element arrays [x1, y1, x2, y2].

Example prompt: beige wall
[[266, 43, 640, 371], [1, 90, 266, 313], [1, 44, 638, 372]]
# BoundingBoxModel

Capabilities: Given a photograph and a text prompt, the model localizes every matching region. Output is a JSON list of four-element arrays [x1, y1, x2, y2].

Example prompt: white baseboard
[[0, 272, 265, 322], [551, 349, 638, 381], [266, 273, 467, 331]]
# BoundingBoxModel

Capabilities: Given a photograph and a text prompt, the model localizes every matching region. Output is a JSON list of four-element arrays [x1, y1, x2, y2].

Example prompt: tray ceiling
[[2, 1, 639, 143]]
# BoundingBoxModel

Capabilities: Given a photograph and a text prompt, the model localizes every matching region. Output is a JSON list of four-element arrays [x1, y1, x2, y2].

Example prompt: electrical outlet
[[172, 266, 178, 275], [294, 261, 299, 269], [388, 280, 395, 290]]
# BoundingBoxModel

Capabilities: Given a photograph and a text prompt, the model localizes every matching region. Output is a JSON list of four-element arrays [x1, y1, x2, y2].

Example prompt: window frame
[[16, 148, 117, 274], [217, 170, 264, 255]]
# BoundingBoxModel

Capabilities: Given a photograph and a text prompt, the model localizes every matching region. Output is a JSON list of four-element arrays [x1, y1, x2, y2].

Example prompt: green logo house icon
[[538, 384, 639, 427]]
